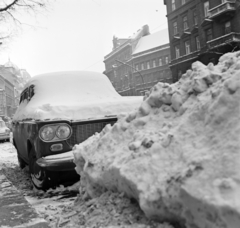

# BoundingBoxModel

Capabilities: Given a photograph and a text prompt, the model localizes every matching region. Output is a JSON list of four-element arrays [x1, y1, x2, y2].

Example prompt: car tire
[[29, 148, 57, 190], [29, 148, 49, 190]]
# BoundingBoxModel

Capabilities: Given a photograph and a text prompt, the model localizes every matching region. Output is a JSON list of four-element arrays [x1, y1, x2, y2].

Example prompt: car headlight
[[56, 125, 71, 140], [40, 126, 55, 141]]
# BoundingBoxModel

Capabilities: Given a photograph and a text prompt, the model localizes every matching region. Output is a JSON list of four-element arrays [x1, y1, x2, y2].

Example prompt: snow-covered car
[[12, 71, 142, 190], [0, 118, 11, 142]]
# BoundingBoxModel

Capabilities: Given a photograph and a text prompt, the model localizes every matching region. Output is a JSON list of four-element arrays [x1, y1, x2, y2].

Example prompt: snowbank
[[13, 71, 143, 121], [73, 51, 240, 228]]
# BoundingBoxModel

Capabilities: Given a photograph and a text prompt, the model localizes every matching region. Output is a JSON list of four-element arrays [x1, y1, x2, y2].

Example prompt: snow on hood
[[73, 51, 240, 228], [13, 71, 143, 121]]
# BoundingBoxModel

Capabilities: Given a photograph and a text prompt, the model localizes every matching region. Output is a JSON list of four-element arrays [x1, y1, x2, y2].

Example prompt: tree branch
[[0, 0, 20, 12]]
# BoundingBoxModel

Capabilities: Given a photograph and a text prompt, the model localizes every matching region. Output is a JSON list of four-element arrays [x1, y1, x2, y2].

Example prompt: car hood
[[13, 71, 144, 121], [13, 96, 143, 121]]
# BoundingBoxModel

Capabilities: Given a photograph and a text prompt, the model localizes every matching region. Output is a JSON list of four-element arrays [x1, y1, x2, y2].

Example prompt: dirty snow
[[73, 51, 240, 228], [0, 142, 173, 228], [13, 71, 143, 121]]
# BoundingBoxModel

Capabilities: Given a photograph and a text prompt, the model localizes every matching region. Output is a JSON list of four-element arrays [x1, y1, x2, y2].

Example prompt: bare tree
[[0, 0, 50, 45]]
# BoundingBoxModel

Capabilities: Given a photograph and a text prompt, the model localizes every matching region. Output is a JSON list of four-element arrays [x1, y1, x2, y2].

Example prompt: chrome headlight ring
[[39, 124, 72, 142]]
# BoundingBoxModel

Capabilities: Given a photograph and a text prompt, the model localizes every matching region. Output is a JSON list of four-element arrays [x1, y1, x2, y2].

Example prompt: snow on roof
[[133, 28, 169, 55], [13, 71, 143, 121]]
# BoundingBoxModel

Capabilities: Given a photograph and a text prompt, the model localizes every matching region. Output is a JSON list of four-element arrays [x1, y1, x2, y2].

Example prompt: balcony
[[209, 1, 236, 21], [170, 51, 199, 67], [207, 32, 240, 49]]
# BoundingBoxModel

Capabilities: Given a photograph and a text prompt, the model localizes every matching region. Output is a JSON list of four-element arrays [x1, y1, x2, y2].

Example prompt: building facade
[[104, 25, 172, 96], [0, 60, 31, 117], [164, 0, 240, 82], [104, 25, 150, 96], [0, 74, 15, 117], [132, 29, 172, 95]]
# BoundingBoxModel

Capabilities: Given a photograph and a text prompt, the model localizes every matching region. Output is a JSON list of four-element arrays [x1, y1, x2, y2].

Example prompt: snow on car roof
[[13, 71, 143, 121]]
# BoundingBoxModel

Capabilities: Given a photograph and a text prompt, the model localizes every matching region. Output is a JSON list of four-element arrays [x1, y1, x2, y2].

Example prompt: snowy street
[[0, 141, 173, 228]]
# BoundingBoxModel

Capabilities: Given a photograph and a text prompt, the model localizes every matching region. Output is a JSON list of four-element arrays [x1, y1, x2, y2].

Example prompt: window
[[172, 0, 176, 11], [196, 36, 200, 50], [175, 46, 180, 59], [221, 0, 227, 3], [165, 56, 169, 64], [135, 64, 139, 71], [204, 1, 209, 18], [182, 0, 186, 5], [193, 10, 198, 26], [159, 58, 162, 66], [147, 61, 150, 69], [183, 16, 188, 30], [225, 21, 231, 34], [206, 28, 213, 41], [141, 63, 144, 70], [153, 60, 156, 67], [185, 41, 191, 55], [173, 21, 178, 35]]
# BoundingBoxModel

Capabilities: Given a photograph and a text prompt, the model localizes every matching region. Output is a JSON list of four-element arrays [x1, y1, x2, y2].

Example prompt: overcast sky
[[0, 0, 168, 76]]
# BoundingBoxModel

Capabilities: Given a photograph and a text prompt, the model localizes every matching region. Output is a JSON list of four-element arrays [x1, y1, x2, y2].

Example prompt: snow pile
[[73, 51, 240, 228], [13, 71, 143, 121]]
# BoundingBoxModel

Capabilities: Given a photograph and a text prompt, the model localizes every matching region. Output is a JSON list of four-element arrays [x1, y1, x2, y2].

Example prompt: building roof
[[133, 28, 169, 55], [104, 25, 150, 61]]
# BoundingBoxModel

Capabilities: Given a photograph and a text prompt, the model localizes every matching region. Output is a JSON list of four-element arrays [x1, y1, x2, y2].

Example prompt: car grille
[[67, 121, 116, 147]]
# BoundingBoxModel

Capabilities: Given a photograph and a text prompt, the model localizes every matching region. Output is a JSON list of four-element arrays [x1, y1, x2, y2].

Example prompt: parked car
[[0, 117, 11, 142], [12, 71, 142, 190]]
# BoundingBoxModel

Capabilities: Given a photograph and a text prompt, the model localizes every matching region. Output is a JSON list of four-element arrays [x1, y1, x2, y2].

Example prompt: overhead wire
[[83, 59, 103, 70]]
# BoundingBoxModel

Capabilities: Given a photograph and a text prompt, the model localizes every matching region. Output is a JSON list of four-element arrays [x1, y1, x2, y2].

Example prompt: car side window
[[29, 85, 35, 100], [19, 85, 35, 104], [24, 90, 29, 100], [19, 93, 24, 104]]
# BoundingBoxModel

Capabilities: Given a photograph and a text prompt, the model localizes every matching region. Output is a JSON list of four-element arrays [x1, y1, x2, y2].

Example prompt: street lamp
[[113, 59, 144, 84]]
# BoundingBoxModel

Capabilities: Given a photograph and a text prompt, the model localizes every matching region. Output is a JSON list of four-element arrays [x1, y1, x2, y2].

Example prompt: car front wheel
[[29, 148, 56, 190]]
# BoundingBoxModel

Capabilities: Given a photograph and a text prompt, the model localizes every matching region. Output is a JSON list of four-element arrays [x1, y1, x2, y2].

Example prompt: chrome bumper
[[36, 151, 75, 171]]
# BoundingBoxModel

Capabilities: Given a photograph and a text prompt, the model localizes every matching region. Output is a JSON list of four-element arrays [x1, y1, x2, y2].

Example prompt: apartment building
[[164, 0, 240, 82], [132, 29, 172, 95], [0, 74, 15, 117], [104, 25, 172, 96]]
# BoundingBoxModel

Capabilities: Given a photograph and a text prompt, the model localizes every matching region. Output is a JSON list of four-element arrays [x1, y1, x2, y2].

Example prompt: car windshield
[[0, 121, 6, 128]]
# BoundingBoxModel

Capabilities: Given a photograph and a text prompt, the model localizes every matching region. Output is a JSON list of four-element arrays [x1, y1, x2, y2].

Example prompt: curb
[[0, 174, 50, 228]]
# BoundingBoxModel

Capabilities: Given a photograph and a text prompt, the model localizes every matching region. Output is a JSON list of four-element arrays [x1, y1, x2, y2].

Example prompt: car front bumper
[[36, 151, 75, 171], [0, 134, 10, 140]]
